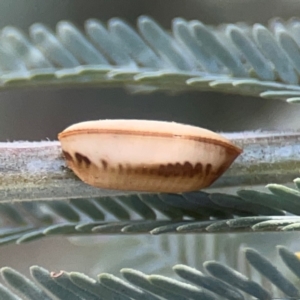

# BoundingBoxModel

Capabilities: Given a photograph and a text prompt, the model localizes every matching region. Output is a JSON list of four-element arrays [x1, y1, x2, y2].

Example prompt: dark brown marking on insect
[[156, 164, 174, 177], [135, 165, 146, 175], [134, 166, 143, 174], [130, 162, 209, 178], [101, 159, 108, 170], [183, 161, 193, 177], [118, 164, 123, 173], [148, 168, 156, 175], [141, 166, 148, 174], [158, 164, 167, 177], [62, 151, 73, 162], [126, 164, 132, 174], [194, 162, 203, 176], [75, 152, 91, 166], [173, 163, 181, 176], [216, 163, 228, 176], [205, 163, 212, 176], [166, 163, 174, 177]]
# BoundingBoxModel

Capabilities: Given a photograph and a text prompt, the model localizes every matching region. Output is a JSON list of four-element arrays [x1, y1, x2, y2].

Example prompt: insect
[[58, 119, 242, 193]]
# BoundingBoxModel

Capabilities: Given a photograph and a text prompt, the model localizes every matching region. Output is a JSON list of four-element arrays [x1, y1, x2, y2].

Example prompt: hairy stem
[[1, 131, 300, 202]]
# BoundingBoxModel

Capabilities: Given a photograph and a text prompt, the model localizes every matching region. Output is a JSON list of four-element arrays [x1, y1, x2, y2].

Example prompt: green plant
[[1, 15, 300, 299]]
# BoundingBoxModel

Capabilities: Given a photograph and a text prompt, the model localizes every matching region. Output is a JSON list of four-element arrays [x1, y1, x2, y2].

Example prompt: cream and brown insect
[[58, 119, 242, 193]]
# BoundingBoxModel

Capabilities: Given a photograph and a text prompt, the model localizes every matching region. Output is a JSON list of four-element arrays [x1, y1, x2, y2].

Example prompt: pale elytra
[[58, 119, 242, 193]]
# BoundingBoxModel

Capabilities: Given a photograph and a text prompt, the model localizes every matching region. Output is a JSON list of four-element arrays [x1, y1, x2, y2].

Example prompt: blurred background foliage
[[2, 0, 300, 141], [1, 0, 300, 298]]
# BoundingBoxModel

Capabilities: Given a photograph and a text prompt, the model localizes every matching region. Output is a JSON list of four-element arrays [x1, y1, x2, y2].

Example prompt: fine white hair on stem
[[1, 131, 300, 202]]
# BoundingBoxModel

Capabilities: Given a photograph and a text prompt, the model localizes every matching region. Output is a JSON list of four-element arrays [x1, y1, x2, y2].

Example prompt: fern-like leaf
[[1, 178, 300, 245], [1, 245, 300, 299], [0, 16, 300, 101]]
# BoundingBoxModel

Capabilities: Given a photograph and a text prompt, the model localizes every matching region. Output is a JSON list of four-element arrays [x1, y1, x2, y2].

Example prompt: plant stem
[[1, 131, 300, 202]]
